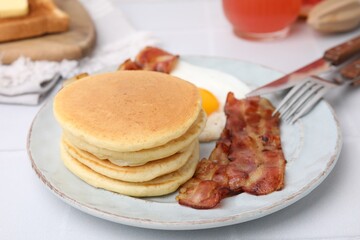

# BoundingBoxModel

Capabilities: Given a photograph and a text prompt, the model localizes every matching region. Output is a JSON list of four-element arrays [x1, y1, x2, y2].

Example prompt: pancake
[[62, 137, 196, 182], [61, 140, 200, 197], [63, 110, 206, 166], [54, 71, 202, 152]]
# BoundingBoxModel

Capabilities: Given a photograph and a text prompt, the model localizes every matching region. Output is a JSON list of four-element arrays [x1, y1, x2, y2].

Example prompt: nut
[[307, 0, 360, 33]]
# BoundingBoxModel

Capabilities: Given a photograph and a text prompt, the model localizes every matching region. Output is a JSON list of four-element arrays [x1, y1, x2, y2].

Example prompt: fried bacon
[[177, 92, 286, 209], [118, 46, 179, 74], [117, 59, 142, 71]]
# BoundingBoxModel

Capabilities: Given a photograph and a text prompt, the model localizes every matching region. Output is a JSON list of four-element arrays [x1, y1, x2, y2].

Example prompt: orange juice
[[223, 0, 301, 40]]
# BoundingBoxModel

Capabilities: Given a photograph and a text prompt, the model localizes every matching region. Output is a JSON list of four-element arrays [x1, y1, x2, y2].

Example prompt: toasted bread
[[0, 0, 69, 43]]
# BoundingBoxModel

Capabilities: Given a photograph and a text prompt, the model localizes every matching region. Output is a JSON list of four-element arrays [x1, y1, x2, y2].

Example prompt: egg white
[[171, 60, 250, 142]]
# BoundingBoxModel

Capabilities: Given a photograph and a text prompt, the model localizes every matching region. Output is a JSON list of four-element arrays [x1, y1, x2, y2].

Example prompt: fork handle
[[324, 35, 360, 65], [340, 58, 360, 85]]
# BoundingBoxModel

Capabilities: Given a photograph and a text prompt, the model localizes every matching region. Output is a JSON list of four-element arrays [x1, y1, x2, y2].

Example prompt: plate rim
[[27, 56, 342, 230]]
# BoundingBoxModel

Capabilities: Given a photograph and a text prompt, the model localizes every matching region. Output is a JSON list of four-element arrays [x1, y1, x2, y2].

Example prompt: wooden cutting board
[[0, 0, 96, 64]]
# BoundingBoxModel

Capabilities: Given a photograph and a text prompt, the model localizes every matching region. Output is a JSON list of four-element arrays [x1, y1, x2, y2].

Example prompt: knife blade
[[246, 35, 360, 97], [246, 58, 330, 97]]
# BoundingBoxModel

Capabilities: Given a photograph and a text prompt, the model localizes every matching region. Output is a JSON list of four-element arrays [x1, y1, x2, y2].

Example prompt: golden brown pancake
[[61, 140, 200, 197], [54, 71, 202, 152], [62, 137, 196, 182], [62, 110, 206, 166]]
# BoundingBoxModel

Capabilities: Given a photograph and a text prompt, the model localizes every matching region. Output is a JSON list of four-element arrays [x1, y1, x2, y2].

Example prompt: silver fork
[[273, 56, 360, 124]]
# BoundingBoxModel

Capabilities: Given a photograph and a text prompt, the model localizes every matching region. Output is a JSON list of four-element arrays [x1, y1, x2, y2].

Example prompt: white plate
[[28, 56, 342, 230]]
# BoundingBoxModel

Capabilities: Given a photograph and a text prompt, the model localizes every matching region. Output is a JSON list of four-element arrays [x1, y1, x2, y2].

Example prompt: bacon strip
[[118, 46, 179, 74], [177, 92, 286, 209], [118, 59, 142, 71]]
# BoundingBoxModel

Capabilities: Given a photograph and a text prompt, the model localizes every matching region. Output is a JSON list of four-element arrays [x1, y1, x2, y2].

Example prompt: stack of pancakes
[[53, 71, 206, 197]]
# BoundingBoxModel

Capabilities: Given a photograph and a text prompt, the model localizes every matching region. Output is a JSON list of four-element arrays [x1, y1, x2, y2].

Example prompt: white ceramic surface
[[27, 56, 342, 230]]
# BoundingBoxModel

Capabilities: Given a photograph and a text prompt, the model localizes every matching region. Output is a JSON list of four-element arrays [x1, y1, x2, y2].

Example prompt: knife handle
[[340, 58, 360, 85], [324, 35, 360, 65]]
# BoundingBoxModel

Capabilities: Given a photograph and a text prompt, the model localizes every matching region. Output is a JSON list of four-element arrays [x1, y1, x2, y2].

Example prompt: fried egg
[[171, 60, 250, 142]]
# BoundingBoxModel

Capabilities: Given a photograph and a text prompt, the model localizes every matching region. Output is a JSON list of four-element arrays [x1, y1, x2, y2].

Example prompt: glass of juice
[[222, 0, 302, 41]]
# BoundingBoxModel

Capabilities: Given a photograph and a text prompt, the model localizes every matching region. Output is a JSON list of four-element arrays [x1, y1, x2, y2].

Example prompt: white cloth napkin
[[0, 0, 158, 105]]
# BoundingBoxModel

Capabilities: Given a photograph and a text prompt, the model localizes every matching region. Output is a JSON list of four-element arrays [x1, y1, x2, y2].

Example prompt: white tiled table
[[1, 0, 360, 239]]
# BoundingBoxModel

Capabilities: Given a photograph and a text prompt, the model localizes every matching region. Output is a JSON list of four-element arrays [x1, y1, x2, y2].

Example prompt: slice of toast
[[0, 0, 69, 43]]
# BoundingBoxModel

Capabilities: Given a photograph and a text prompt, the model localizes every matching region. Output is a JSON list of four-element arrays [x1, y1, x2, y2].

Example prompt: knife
[[246, 35, 360, 97]]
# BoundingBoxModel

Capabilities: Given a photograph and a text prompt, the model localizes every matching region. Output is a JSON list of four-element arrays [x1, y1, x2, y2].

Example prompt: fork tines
[[273, 76, 338, 124]]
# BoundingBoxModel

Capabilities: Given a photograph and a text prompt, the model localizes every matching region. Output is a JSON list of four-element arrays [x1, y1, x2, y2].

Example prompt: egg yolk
[[198, 88, 219, 116]]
